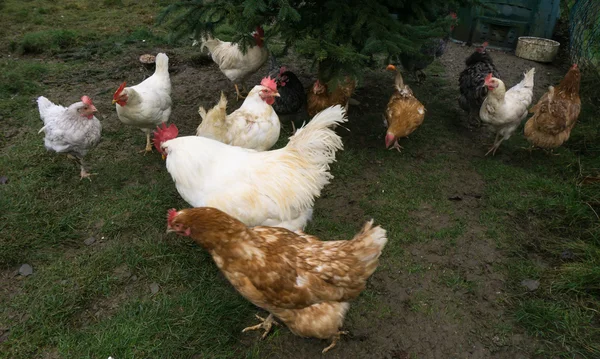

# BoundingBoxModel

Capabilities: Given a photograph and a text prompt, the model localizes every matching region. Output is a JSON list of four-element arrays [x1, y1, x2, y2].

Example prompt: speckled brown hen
[[383, 64, 426, 152], [524, 64, 581, 150], [307, 76, 356, 118], [166, 207, 387, 353]]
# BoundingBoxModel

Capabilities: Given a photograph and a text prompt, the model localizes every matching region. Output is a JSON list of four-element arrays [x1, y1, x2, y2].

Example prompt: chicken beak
[[161, 154, 166, 160], [111, 99, 117, 105], [166, 226, 175, 234], [90, 105, 98, 113], [274, 92, 281, 97]]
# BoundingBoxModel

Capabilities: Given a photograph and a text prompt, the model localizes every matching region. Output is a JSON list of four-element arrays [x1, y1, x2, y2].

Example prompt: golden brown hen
[[166, 206, 387, 353], [524, 64, 581, 150], [307, 76, 356, 118], [384, 64, 426, 151]]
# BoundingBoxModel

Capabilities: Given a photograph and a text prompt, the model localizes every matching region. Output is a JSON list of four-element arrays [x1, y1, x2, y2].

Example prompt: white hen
[[37, 95, 102, 180], [196, 77, 281, 151], [154, 105, 347, 231], [112, 53, 171, 154], [201, 27, 269, 101], [480, 68, 535, 156]]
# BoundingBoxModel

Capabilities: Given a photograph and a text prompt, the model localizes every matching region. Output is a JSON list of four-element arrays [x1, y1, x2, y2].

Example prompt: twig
[[585, 202, 600, 221]]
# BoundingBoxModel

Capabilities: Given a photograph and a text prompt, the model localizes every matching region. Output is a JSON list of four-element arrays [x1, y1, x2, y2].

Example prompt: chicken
[[37, 95, 101, 180], [154, 105, 347, 231], [166, 206, 387, 353], [524, 64, 581, 150], [201, 27, 269, 101], [480, 68, 536, 156], [383, 64, 426, 152], [112, 52, 172, 154], [400, 12, 457, 83], [307, 77, 356, 118], [458, 42, 501, 128], [267, 56, 307, 133], [196, 76, 281, 151]]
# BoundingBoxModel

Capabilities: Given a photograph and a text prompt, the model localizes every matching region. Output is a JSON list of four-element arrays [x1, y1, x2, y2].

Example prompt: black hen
[[267, 56, 307, 132], [400, 12, 457, 83], [458, 42, 500, 128]]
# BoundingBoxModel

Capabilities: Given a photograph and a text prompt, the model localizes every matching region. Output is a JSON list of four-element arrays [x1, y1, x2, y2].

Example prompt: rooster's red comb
[[152, 122, 179, 152], [113, 82, 127, 100], [167, 208, 178, 226], [81, 96, 93, 105], [261, 76, 278, 92], [484, 73, 493, 83]]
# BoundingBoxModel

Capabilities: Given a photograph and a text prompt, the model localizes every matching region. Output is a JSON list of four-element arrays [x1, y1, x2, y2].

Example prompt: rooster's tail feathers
[[154, 53, 169, 76], [287, 105, 347, 153]]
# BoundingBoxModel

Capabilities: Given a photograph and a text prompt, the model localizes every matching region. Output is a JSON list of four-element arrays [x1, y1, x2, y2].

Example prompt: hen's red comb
[[279, 66, 287, 75], [81, 96, 93, 105], [571, 63, 578, 69], [153, 122, 179, 152], [113, 82, 127, 100], [484, 73, 493, 83], [167, 208, 178, 226], [261, 76, 278, 92]]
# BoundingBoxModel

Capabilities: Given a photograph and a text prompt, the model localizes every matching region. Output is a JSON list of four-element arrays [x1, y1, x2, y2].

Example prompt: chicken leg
[[139, 131, 153, 155], [322, 330, 349, 354], [234, 84, 246, 101], [67, 154, 96, 181], [485, 133, 503, 156], [242, 314, 278, 339]]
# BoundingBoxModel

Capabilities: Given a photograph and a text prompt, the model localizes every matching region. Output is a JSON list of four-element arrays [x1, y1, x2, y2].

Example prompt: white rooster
[[112, 53, 171, 154], [153, 105, 347, 231], [201, 27, 269, 101], [196, 76, 281, 151], [37, 95, 102, 180], [480, 68, 535, 156]]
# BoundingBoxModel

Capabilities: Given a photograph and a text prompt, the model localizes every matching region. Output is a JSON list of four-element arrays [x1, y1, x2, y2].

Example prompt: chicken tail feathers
[[154, 53, 169, 76], [521, 67, 535, 88], [196, 92, 228, 135], [351, 220, 388, 264], [287, 105, 347, 156], [37, 96, 55, 119]]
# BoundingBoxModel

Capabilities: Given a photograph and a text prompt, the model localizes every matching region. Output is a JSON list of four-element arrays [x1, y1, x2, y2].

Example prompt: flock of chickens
[[35, 26, 581, 353]]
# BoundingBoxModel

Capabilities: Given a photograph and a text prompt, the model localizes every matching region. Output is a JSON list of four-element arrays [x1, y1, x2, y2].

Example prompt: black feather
[[458, 48, 500, 121]]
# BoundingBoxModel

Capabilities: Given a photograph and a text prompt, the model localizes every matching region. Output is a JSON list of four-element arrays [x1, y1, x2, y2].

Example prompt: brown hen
[[307, 76, 356, 118], [524, 64, 581, 150], [166, 207, 387, 353], [384, 64, 426, 151]]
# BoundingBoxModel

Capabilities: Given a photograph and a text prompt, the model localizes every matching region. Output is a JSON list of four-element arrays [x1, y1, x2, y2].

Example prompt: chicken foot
[[242, 314, 278, 339], [138, 131, 153, 155], [388, 140, 404, 152], [322, 330, 349, 354], [234, 84, 246, 101], [66, 154, 96, 181], [485, 133, 503, 156]]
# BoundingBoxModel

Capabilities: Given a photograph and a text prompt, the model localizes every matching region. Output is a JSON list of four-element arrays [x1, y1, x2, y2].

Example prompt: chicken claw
[[388, 140, 404, 152], [322, 330, 349, 354], [80, 168, 97, 181], [139, 132, 153, 155], [234, 84, 246, 101], [242, 314, 278, 339]]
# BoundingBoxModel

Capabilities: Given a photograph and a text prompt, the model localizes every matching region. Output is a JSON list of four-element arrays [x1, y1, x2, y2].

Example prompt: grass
[[1, 0, 599, 358]]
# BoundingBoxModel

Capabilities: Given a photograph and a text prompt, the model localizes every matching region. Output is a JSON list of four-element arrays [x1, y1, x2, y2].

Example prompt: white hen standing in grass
[[37, 95, 102, 180], [112, 52, 171, 154], [480, 68, 535, 156]]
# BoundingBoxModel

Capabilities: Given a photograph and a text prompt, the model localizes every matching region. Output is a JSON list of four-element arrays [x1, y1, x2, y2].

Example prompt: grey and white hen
[[37, 95, 102, 180]]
